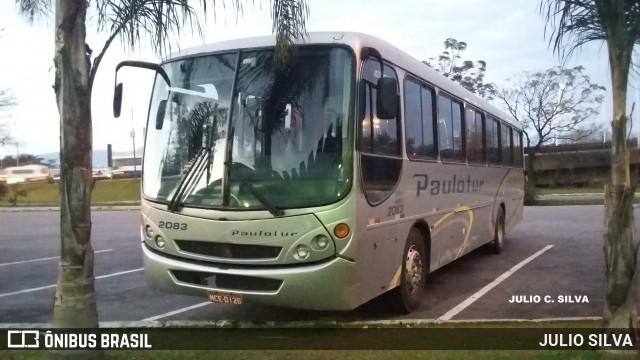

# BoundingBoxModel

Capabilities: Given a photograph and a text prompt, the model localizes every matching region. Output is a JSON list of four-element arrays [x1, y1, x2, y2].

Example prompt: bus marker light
[[334, 223, 350, 239], [154, 235, 166, 249], [144, 225, 154, 239]]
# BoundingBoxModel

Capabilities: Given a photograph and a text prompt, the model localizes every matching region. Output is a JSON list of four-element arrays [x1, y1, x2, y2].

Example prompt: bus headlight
[[154, 235, 166, 249], [312, 235, 330, 250], [144, 225, 154, 239], [295, 245, 310, 260]]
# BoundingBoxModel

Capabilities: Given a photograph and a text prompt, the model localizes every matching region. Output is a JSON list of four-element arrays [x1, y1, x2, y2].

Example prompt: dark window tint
[[360, 154, 403, 204], [513, 130, 523, 167], [502, 123, 512, 166], [438, 95, 464, 161], [404, 79, 435, 159], [466, 107, 485, 164], [487, 117, 501, 165]]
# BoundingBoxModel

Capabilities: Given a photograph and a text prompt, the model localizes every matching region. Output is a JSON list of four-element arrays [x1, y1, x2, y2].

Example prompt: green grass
[[0, 179, 140, 206], [532, 199, 603, 206], [534, 187, 604, 195], [535, 187, 640, 195], [91, 179, 141, 203]]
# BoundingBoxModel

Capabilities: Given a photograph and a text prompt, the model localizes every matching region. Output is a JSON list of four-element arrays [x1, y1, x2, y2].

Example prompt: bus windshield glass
[[143, 46, 354, 211]]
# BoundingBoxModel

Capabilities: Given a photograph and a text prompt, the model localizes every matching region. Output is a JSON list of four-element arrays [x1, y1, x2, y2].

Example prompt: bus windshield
[[143, 46, 354, 211]]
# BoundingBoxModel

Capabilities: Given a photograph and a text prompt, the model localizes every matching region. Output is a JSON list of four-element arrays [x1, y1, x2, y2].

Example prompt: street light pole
[[634, 51, 640, 147], [131, 108, 136, 177]]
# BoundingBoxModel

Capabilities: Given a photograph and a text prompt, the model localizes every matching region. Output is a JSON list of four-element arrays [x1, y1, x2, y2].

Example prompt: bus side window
[[438, 95, 464, 162], [486, 117, 499, 165], [466, 107, 485, 164], [404, 78, 436, 159], [360, 66, 400, 156], [359, 58, 402, 205], [502, 123, 513, 166], [513, 130, 523, 167]]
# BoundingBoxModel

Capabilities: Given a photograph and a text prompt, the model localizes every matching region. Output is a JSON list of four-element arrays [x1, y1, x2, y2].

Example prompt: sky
[[0, 0, 631, 159]]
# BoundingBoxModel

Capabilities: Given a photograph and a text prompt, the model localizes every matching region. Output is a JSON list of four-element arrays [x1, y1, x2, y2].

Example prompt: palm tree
[[15, 0, 308, 358], [541, 0, 640, 341]]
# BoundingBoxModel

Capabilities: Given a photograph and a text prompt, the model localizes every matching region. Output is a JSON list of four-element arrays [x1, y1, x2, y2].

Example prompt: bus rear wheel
[[489, 208, 505, 254], [390, 228, 426, 313]]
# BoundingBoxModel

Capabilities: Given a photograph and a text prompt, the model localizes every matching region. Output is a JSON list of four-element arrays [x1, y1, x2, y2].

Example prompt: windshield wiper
[[224, 161, 284, 217], [167, 147, 211, 212], [167, 106, 221, 212]]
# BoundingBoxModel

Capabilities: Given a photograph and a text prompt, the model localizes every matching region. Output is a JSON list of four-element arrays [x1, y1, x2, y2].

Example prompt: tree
[[566, 123, 606, 144], [424, 38, 496, 99], [0, 28, 16, 147], [541, 0, 640, 352], [494, 65, 605, 183], [0, 88, 15, 147], [16, 0, 308, 359], [1, 154, 43, 168]]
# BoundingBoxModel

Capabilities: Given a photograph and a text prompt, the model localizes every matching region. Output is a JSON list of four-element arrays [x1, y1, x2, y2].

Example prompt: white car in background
[[3, 165, 52, 184]]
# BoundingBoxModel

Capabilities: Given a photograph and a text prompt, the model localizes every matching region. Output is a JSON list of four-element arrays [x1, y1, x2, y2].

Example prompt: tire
[[489, 208, 505, 254], [389, 228, 427, 313]]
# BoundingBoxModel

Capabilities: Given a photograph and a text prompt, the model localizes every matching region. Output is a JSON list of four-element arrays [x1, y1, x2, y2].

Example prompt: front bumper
[[142, 243, 358, 310]]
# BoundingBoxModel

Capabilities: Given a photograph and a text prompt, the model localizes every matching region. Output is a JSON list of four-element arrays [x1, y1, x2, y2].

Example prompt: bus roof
[[168, 31, 519, 129]]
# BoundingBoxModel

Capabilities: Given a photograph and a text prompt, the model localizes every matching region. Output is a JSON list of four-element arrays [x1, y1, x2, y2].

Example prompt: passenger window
[[466, 107, 485, 164], [404, 78, 435, 159], [438, 95, 464, 162], [487, 117, 501, 165], [513, 130, 523, 167], [502, 123, 512, 166]]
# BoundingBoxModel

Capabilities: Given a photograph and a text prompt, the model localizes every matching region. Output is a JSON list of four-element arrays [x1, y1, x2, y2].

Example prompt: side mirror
[[155, 100, 167, 130], [376, 77, 398, 119], [113, 83, 123, 118]]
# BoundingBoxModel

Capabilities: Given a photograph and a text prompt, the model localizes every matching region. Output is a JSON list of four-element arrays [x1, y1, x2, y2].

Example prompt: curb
[[536, 193, 640, 198], [0, 317, 603, 329], [0, 206, 140, 212]]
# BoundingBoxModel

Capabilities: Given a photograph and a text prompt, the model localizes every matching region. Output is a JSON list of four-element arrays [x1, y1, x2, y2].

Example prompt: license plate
[[207, 291, 243, 305]]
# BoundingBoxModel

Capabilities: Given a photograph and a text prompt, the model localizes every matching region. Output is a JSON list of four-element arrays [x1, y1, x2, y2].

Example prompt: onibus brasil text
[[7, 330, 152, 349]]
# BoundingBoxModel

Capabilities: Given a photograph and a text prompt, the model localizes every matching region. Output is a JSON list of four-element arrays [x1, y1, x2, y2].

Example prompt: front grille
[[175, 240, 282, 259], [171, 270, 283, 292]]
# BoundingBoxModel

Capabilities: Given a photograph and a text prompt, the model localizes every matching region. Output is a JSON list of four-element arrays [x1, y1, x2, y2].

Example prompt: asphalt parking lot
[[0, 205, 634, 325]]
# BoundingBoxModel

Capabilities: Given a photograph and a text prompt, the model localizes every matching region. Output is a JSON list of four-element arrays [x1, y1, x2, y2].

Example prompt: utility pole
[[602, 102, 607, 145], [16, 141, 19, 166], [130, 109, 136, 177], [632, 84, 640, 147]]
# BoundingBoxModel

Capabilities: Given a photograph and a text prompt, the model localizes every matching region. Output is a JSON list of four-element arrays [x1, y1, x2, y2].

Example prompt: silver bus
[[114, 32, 524, 313]]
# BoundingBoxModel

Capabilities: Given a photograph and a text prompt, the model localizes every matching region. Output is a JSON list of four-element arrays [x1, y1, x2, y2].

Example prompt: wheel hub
[[405, 245, 424, 294]]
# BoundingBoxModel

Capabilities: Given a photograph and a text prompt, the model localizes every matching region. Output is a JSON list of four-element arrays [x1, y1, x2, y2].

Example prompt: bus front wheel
[[489, 208, 505, 254], [390, 228, 427, 313]]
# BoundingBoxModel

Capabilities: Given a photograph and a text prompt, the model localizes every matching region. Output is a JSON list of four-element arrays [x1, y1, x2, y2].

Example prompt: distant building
[[111, 155, 142, 178]]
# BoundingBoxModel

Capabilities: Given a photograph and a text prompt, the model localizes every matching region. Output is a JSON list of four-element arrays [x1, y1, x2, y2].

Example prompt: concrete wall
[[525, 145, 640, 187]]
